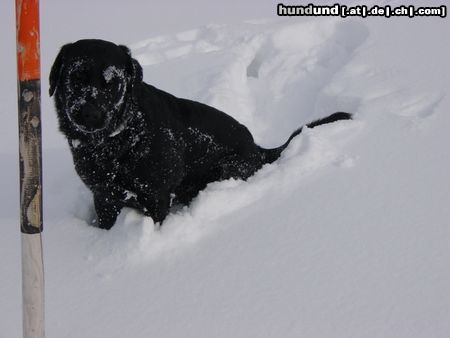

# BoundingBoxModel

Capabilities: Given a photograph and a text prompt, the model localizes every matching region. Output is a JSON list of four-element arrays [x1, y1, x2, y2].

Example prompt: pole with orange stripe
[[16, 0, 45, 337]]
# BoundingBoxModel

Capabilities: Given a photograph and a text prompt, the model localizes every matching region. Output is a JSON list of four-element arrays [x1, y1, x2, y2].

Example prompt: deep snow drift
[[1, 2, 450, 337]]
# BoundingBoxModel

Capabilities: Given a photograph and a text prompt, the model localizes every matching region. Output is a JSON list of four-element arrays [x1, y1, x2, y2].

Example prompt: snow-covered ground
[[1, 1, 450, 337]]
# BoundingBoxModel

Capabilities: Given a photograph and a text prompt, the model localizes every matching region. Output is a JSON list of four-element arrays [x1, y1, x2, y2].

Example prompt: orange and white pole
[[16, 0, 45, 337]]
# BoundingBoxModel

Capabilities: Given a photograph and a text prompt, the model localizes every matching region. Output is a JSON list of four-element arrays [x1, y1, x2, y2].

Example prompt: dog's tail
[[260, 112, 352, 164]]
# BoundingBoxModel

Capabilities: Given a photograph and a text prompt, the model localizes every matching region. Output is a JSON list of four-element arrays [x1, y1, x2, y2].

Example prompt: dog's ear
[[119, 45, 131, 57], [119, 44, 143, 91], [49, 44, 70, 97], [130, 58, 143, 88]]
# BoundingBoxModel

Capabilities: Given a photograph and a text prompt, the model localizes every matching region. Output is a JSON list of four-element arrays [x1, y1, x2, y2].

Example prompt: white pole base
[[21, 233, 45, 338]]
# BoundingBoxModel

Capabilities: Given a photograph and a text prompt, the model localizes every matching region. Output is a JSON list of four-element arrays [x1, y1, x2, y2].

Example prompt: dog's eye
[[70, 72, 90, 86], [102, 66, 126, 90], [103, 77, 114, 86], [102, 77, 120, 91]]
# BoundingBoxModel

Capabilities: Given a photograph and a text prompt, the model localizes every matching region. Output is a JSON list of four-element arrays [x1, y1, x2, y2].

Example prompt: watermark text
[[277, 3, 447, 18]]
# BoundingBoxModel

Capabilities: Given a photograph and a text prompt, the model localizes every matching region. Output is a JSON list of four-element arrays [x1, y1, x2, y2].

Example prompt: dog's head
[[49, 39, 142, 134]]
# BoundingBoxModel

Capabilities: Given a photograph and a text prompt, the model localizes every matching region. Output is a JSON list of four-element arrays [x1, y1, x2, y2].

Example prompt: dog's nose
[[76, 103, 104, 130]]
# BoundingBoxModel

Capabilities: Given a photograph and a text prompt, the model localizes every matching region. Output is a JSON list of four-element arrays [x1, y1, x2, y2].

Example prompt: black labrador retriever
[[49, 39, 351, 229]]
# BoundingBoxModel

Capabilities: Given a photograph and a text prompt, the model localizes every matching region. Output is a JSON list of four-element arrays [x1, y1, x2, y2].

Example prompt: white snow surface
[[1, 1, 450, 337]]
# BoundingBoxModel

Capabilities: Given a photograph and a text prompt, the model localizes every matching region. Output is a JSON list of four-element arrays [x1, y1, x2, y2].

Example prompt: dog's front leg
[[138, 192, 171, 225], [93, 194, 123, 230]]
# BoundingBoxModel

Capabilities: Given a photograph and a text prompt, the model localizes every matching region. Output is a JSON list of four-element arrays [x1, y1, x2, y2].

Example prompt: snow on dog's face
[[49, 39, 142, 134]]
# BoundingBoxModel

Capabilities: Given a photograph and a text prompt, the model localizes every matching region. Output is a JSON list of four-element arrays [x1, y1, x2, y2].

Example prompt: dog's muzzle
[[72, 102, 106, 132]]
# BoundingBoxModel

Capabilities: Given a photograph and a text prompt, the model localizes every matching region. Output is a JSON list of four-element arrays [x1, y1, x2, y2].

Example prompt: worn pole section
[[16, 0, 45, 337]]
